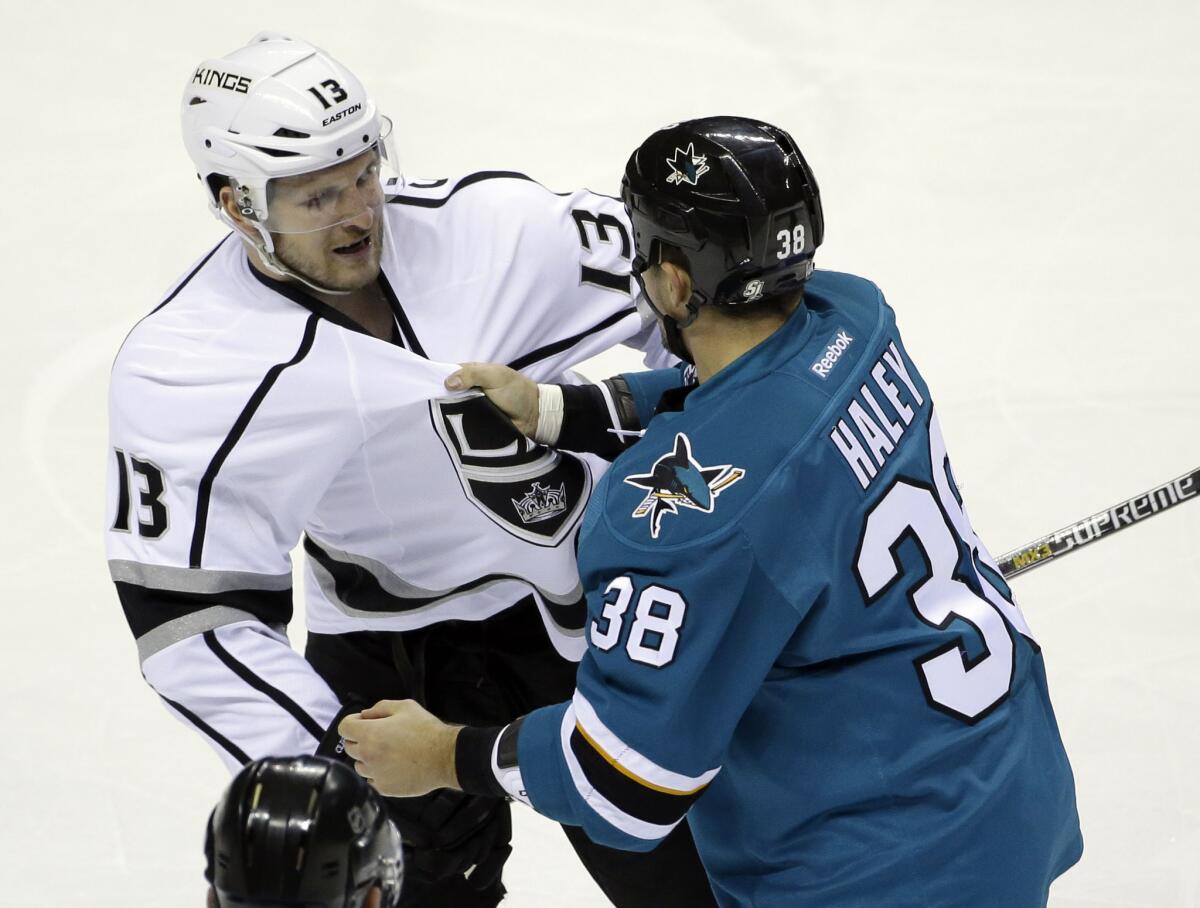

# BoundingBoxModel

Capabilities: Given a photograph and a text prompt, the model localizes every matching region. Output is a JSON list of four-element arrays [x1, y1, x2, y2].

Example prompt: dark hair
[[658, 242, 803, 320]]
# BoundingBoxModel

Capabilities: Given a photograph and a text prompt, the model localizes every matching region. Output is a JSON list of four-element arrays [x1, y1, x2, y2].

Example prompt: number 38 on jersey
[[855, 414, 1037, 724], [590, 576, 688, 668]]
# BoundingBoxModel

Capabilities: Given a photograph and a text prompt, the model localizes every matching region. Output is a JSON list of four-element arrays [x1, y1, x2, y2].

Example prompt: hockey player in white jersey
[[107, 32, 714, 907]]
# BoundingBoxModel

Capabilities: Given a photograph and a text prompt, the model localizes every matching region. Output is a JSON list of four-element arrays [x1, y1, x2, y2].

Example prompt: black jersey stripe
[[304, 536, 587, 631], [378, 273, 426, 356], [246, 266, 416, 353], [387, 170, 578, 207], [202, 630, 326, 742], [506, 307, 638, 372], [189, 313, 321, 568], [115, 582, 292, 640], [387, 171, 537, 208], [244, 266, 391, 338], [160, 693, 251, 765], [569, 725, 710, 827], [113, 235, 234, 369], [153, 233, 234, 316]]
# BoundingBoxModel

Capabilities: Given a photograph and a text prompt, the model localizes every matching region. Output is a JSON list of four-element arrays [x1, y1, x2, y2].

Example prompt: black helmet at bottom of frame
[[206, 755, 402, 908]]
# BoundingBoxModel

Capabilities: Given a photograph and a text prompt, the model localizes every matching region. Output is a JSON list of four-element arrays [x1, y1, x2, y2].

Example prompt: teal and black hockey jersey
[[514, 270, 1083, 907]]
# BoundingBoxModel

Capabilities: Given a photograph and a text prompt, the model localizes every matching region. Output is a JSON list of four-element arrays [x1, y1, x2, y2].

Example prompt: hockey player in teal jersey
[[340, 117, 1083, 906]]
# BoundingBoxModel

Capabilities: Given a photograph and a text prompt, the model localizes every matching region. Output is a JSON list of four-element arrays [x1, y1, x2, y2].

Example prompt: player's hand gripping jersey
[[515, 271, 1083, 906], [107, 174, 664, 768]]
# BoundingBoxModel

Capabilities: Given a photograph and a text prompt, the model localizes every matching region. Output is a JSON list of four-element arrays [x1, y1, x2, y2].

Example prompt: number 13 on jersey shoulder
[[854, 412, 1037, 724]]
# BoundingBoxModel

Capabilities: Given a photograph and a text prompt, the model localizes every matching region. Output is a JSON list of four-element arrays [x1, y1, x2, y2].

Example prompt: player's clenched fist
[[339, 700, 462, 798], [445, 363, 540, 437]]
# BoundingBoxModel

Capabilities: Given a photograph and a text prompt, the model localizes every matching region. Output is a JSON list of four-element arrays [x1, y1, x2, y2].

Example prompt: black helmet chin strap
[[649, 294, 701, 364]]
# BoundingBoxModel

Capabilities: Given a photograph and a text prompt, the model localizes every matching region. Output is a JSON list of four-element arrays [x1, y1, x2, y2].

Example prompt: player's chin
[[327, 236, 382, 285]]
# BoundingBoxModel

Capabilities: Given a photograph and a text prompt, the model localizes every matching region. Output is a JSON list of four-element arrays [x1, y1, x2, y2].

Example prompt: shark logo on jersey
[[742, 279, 765, 302], [666, 144, 711, 186], [623, 433, 745, 538]]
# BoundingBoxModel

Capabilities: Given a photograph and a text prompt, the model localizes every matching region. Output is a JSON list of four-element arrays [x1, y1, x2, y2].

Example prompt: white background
[[1, 1, 1197, 905]]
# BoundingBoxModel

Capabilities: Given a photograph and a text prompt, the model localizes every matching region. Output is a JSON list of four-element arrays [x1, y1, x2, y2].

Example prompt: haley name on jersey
[[107, 172, 665, 770], [514, 270, 1083, 907]]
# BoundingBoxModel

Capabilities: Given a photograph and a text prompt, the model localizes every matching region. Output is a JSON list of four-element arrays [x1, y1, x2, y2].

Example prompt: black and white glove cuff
[[454, 719, 528, 804]]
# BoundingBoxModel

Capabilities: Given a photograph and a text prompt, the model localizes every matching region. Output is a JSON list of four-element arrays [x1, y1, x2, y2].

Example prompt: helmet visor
[[260, 139, 388, 236]]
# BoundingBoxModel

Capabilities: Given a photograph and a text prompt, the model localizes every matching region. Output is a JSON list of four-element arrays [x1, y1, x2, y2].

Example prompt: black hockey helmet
[[205, 756, 402, 908], [621, 116, 823, 308]]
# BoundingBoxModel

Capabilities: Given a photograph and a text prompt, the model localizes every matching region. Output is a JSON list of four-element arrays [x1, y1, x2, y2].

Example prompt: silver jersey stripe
[[136, 606, 269, 663], [307, 540, 584, 607], [109, 560, 292, 594]]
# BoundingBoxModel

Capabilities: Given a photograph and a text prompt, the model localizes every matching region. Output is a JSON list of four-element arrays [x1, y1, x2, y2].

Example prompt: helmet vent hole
[[362, 134, 369, 143], [255, 146, 301, 158], [188, 96, 207, 106], [336, 148, 344, 157], [204, 140, 212, 148], [273, 127, 310, 140]]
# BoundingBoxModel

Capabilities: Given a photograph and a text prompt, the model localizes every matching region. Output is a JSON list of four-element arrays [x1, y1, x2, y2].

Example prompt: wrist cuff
[[533, 383, 565, 445], [455, 725, 505, 797], [492, 717, 530, 806]]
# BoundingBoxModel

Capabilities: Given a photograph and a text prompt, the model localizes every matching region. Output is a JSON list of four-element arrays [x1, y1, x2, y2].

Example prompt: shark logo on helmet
[[623, 433, 745, 538], [666, 143, 711, 186]]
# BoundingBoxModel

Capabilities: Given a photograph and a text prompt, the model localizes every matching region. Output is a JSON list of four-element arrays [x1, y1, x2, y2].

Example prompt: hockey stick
[[996, 466, 1200, 579]]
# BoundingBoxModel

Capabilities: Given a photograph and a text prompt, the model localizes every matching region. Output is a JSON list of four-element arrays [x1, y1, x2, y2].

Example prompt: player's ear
[[366, 887, 382, 908], [218, 185, 258, 239], [659, 261, 694, 319], [206, 887, 219, 908]]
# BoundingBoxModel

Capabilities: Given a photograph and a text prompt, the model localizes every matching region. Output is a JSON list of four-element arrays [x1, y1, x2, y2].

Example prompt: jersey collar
[[244, 258, 407, 348], [681, 295, 814, 410]]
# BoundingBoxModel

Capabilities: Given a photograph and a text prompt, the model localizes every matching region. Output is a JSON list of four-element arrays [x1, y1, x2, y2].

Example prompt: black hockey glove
[[316, 702, 364, 764], [318, 706, 511, 902], [389, 789, 512, 901]]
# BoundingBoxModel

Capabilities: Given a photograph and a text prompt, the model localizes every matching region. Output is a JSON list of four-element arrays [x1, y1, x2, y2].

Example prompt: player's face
[[267, 150, 385, 292]]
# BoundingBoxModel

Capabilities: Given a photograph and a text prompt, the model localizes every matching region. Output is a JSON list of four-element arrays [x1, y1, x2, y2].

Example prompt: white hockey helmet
[[181, 31, 391, 235]]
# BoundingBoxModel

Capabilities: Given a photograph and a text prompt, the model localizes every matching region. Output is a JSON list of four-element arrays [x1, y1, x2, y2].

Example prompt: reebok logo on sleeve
[[810, 329, 854, 379]]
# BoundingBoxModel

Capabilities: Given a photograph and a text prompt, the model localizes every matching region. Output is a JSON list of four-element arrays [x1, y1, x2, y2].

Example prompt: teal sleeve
[[620, 366, 688, 426]]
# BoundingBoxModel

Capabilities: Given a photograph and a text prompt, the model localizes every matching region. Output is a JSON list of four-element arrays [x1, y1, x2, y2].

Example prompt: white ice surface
[[1, 1, 1198, 905]]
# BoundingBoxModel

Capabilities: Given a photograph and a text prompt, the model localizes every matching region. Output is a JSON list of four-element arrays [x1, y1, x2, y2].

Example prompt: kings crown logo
[[512, 481, 569, 524]]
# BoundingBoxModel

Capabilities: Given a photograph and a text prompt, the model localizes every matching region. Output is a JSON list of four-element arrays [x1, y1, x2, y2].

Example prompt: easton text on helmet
[[323, 103, 362, 127]]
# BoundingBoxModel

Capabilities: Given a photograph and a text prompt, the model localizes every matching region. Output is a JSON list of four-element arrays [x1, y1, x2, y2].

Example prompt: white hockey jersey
[[106, 172, 658, 769]]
